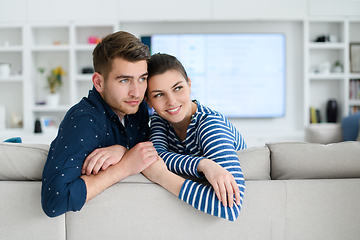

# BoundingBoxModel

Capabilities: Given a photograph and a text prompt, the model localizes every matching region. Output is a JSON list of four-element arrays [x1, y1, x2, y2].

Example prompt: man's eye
[[139, 77, 147, 82], [120, 79, 129, 83]]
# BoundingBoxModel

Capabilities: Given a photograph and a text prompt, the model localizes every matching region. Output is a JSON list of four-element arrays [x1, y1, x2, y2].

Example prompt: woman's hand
[[197, 159, 240, 207], [141, 156, 169, 184], [82, 145, 128, 175], [142, 156, 185, 197]]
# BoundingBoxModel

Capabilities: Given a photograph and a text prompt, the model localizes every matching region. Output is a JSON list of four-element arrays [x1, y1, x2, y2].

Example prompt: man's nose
[[129, 82, 140, 97]]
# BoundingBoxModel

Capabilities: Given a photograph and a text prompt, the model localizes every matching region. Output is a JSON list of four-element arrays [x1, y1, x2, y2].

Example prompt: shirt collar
[[89, 86, 118, 120]]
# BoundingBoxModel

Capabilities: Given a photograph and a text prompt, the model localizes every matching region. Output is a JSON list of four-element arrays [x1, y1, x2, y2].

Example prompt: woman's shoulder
[[195, 101, 226, 122]]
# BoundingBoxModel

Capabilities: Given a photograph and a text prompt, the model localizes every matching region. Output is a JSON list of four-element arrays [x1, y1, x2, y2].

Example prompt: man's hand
[[82, 145, 128, 175], [119, 142, 158, 177], [80, 142, 158, 203], [197, 159, 240, 208]]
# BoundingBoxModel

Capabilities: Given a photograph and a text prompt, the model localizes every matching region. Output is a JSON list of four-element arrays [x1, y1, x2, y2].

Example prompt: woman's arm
[[149, 115, 204, 178], [178, 117, 246, 221]]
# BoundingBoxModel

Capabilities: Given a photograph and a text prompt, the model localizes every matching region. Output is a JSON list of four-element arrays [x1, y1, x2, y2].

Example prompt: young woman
[[142, 53, 247, 221]]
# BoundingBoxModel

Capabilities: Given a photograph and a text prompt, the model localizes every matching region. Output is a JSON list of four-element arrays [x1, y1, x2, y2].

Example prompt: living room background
[[0, 0, 359, 146]]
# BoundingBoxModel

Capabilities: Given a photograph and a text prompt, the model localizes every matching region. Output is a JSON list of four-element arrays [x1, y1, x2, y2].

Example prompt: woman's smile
[[166, 106, 181, 115]]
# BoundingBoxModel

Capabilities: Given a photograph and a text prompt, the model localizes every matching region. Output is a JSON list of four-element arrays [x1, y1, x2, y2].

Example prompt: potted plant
[[332, 60, 343, 73], [45, 66, 66, 106]]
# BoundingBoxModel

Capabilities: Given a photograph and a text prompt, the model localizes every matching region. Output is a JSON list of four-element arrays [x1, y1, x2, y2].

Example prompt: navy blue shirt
[[41, 87, 149, 217]]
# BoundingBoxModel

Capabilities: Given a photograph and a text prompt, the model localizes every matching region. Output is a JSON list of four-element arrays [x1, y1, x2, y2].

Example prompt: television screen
[[141, 33, 285, 118]]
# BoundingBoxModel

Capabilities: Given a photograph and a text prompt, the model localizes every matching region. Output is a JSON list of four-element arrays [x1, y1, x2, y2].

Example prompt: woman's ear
[[92, 72, 104, 93], [188, 77, 192, 94]]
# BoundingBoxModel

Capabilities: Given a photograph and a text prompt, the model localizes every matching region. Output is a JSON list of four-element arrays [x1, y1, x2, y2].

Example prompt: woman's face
[[146, 69, 193, 125]]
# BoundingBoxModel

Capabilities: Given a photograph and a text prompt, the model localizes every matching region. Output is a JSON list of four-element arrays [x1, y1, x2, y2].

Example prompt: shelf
[[75, 44, 97, 51], [31, 45, 70, 51], [349, 73, 360, 79], [349, 100, 360, 106], [33, 105, 71, 112], [308, 43, 345, 49], [0, 46, 23, 52], [76, 74, 93, 81], [309, 73, 345, 80], [0, 75, 23, 82]]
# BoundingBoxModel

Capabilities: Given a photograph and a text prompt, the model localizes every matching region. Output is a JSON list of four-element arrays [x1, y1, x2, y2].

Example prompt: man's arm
[[81, 142, 158, 202]]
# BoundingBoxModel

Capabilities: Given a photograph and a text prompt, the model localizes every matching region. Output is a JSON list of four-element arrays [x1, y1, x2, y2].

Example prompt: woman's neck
[[171, 101, 197, 142]]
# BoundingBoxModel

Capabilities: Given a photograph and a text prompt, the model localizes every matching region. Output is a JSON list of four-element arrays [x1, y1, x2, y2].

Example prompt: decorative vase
[[46, 93, 60, 107], [326, 99, 338, 123]]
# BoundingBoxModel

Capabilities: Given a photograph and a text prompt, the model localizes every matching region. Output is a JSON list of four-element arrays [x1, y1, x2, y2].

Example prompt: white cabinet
[[26, 0, 118, 21], [304, 18, 360, 127], [308, 0, 360, 16], [0, 22, 117, 135], [0, 0, 26, 23], [118, 0, 212, 21], [212, 0, 306, 20]]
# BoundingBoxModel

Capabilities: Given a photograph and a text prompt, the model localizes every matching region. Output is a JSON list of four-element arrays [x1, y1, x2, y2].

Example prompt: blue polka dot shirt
[[41, 87, 150, 217]]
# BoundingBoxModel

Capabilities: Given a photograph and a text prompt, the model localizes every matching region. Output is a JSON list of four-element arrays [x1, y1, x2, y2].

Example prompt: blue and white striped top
[[149, 101, 247, 221]]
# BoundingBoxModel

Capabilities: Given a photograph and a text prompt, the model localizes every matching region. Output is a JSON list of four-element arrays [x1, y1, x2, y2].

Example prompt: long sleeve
[[149, 105, 247, 221], [41, 113, 104, 217], [178, 117, 246, 221], [149, 115, 204, 178]]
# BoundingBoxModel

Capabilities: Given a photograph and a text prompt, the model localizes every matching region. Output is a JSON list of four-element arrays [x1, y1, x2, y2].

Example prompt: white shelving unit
[[303, 18, 360, 127], [349, 20, 360, 114], [0, 21, 118, 137], [0, 24, 25, 131]]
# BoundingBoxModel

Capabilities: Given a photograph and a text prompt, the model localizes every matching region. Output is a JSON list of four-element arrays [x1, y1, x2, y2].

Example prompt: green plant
[[47, 66, 66, 94]]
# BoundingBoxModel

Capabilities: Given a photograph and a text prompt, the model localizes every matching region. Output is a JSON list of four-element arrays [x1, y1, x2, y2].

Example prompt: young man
[[41, 31, 158, 217]]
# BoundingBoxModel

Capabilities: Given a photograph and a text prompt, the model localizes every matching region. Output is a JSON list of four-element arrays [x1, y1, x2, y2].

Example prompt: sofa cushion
[[0, 143, 49, 181], [237, 146, 271, 180], [267, 141, 360, 180]]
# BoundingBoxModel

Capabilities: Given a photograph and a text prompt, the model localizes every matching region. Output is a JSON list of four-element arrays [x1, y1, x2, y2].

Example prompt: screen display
[[142, 33, 285, 118]]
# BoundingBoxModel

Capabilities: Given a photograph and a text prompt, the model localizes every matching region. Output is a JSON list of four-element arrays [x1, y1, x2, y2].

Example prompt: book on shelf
[[350, 79, 360, 100], [310, 107, 321, 123]]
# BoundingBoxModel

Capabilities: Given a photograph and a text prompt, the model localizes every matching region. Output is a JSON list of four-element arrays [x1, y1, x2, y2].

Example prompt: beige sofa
[[1, 140, 360, 240]]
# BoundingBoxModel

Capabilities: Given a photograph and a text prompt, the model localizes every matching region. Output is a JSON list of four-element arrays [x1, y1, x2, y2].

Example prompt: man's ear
[[92, 72, 104, 93]]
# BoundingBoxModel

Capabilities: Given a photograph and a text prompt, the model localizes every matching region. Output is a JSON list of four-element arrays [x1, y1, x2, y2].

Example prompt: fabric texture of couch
[[1, 140, 360, 240]]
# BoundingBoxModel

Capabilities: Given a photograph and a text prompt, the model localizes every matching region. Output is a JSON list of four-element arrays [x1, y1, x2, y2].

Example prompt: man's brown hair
[[93, 31, 150, 81]]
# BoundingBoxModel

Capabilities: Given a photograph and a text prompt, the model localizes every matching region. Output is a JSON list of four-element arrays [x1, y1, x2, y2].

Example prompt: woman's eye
[[174, 86, 183, 91], [154, 93, 163, 98]]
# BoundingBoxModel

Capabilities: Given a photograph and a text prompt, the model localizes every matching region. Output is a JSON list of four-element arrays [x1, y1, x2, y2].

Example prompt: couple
[[41, 31, 247, 221]]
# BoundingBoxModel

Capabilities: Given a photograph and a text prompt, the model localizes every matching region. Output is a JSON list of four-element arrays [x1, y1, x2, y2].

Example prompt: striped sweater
[[149, 101, 247, 221]]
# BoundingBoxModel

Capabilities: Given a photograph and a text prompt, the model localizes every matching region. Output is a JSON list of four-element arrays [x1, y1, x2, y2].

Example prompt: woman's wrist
[[197, 158, 211, 173]]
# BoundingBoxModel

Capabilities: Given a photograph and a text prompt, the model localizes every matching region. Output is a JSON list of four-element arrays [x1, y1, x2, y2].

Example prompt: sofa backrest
[[267, 141, 360, 180], [0, 143, 49, 181], [1, 141, 359, 182]]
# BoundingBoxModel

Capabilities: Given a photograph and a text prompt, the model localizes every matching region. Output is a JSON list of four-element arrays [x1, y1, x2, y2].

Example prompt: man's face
[[100, 58, 148, 119]]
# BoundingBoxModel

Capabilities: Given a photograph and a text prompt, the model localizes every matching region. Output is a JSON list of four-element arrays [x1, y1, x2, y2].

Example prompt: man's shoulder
[[63, 99, 108, 126]]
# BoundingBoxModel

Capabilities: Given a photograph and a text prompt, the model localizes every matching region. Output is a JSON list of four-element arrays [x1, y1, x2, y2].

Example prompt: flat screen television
[[141, 33, 285, 118]]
